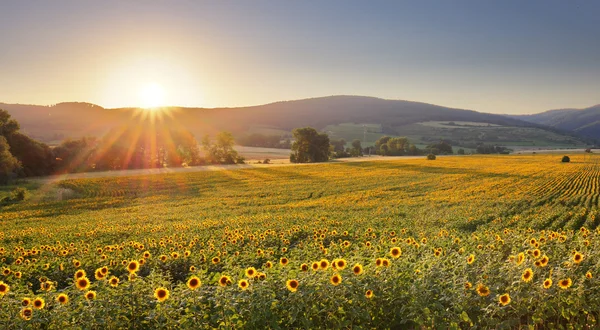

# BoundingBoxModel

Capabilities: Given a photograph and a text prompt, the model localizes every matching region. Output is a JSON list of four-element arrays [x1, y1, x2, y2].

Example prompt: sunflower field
[[1, 154, 600, 328]]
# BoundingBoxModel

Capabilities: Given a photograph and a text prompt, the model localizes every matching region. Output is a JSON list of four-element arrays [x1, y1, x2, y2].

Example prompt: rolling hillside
[[512, 104, 600, 141], [0, 96, 587, 148]]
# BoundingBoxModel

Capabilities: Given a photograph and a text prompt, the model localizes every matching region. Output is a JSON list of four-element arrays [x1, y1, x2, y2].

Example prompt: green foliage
[[374, 136, 420, 156], [427, 153, 437, 160], [202, 131, 244, 164], [562, 155, 571, 163], [457, 148, 465, 155], [290, 127, 330, 163], [0, 136, 20, 184]]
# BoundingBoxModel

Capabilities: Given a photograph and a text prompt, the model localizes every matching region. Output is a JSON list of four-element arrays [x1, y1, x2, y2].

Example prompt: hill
[[0, 96, 587, 148], [511, 104, 600, 141]]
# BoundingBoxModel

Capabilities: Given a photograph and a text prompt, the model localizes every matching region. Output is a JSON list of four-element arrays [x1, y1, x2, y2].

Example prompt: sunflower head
[[218, 275, 232, 287], [467, 254, 475, 265], [85, 291, 97, 300], [238, 279, 249, 290], [498, 293, 511, 306], [0, 281, 9, 294], [330, 274, 342, 286], [558, 278, 572, 289], [352, 264, 363, 275], [319, 259, 329, 270], [154, 287, 169, 302], [109, 276, 119, 287], [20, 307, 33, 320], [543, 278, 552, 289], [57, 293, 69, 305], [573, 252, 584, 264], [33, 297, 45, 309], [521, 268, 534, 282], [187, 276, 201, 290], [286, 279, 299, 292], [476, 283, 490, 297], [390, 247, 402, 258], [365, 290, 374, 299], [75, 277, 90, 291]]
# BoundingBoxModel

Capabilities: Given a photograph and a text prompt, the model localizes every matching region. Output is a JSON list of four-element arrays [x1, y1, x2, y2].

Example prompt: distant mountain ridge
[[0, 96, 591, 149], [0, 95, 539, 141], [510, 104, 600, 140]]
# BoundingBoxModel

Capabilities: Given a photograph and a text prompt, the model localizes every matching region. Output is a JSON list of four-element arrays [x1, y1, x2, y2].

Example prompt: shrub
[[10, 187, 28, 201], [263, 158, 271, 164], [427, 154, 436, 160], [562, 156, 570, 163]]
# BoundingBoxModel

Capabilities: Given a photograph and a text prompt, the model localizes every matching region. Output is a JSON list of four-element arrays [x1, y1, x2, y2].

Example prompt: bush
[[10, 187, 28, 201], [263, 158, 271, 164], [427, 154, 436, 160], [562, 156, 570, 163]]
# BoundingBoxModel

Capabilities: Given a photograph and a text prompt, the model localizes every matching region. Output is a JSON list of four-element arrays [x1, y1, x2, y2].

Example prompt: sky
[[0, 0, 598, 114]]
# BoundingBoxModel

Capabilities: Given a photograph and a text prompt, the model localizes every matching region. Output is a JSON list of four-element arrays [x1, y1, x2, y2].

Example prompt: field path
[[34, 155, 429, 183]]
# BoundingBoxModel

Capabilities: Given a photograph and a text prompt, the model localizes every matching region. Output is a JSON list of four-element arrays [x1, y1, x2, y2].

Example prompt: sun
[[138, 83, 166, 108]]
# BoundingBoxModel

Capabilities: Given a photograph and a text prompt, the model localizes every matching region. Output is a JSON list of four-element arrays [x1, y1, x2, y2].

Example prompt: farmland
[[1, 154, 600, 328]]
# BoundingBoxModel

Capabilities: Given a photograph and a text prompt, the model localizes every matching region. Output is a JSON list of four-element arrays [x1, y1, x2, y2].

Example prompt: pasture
[[1, 154, 600, 328]]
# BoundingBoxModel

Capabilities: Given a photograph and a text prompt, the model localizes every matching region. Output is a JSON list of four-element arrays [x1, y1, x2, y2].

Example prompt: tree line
[[0, 109, 243, 183]]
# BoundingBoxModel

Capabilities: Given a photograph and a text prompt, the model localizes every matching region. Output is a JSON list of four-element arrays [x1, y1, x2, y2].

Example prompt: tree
[[562, 156, 570, 163], [0, 136, 20, 183], [427, 153, 436, 160], [351, 139, 363, 157], [290, 127, 330, 163], [202, 131, 244, 164]]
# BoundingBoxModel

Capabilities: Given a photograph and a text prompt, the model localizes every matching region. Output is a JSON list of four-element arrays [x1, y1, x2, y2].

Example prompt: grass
[[1, 154, 600, 327]]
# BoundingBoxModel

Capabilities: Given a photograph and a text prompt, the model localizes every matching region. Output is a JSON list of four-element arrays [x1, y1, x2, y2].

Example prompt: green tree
[[290, 127, 330, 163], [202, 132, 244, 164], [0, 136, 20, 183], [351, 139, 363, 157]]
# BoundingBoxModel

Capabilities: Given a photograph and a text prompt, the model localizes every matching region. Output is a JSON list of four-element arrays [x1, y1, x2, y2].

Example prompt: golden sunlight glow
[[138, 83, 166, 108]]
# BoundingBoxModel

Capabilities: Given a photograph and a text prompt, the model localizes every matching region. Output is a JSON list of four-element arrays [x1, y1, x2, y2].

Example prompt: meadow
[[1, 154, 600, 328]]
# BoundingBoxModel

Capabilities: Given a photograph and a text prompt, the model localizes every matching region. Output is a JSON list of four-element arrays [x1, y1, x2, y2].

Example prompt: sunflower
[[56, 293, 69, 305], [586, 271, 593, 279], [126, 260, 140, 274], [187, 276, 201, 290], [143, 251, 151, 259], [465, 282, 472, 290], [33, 297, 45, 309], [336, 259, 347, 270], [41, 281, 53, 291], [74, 270, 86, 280], [160, 255, 167, 262], [558, 278, 572, 289], [382, 259, 390, 267], [265, 261, 273, 268], [218, 275, 232, 287], [498, 293, 511, 306], [319, 259, 329, 270], [543, 278, 552, 289], [212, 257, 220, 264], [0, 281, 9, 294], [539, 255, 549, 267], [258, 273, 266, 280], [390, 247, 402, 259], [94, 268, 106, 280], [516, 252, 525, 265], [365, 290, 374, 299], [311, 262, 319, 271], [375, 258, 383, 267], [330, 274, 342, 286], [286, 279, 299, 292], [20, 307, 33, 320], [467, 254, 475, 265], [85, 290, 97, 300], [476, 284, 490, 297], [21, 298, 31, 306], [154, 287, 169, 302], [243, 267, 256, 278], [189, 266, 196, 272], [280, 257, 289, 266], [521, 268, 534, 282], [75, 277, 90, 291], [109, 276, 119, 287], [238, 279, 249, 290], [532, 249, 541, 258], [15, 271, 22, 279], [573, 252, 584, 264], [352, 264, 364, 275]]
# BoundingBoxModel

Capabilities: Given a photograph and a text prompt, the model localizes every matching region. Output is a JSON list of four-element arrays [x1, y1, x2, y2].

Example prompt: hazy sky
[[1, 1, 598, 114]]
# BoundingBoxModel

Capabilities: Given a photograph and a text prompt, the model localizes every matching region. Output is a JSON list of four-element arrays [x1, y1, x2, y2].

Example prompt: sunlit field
[[2, 154, 600, 328]]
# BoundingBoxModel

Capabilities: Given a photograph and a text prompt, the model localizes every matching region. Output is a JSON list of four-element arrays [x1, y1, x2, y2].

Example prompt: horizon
[[1, 1, 599, 114]]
